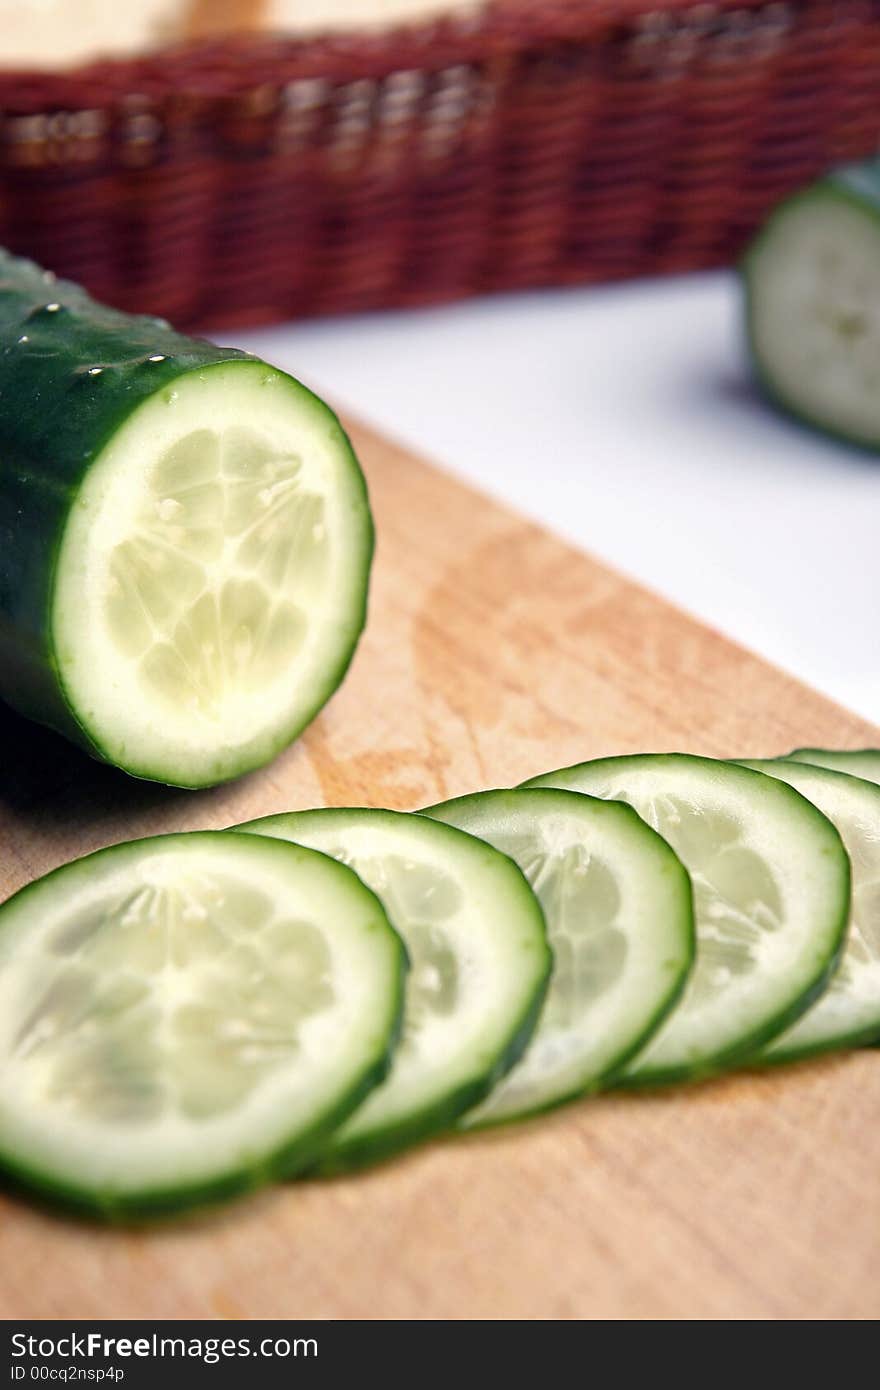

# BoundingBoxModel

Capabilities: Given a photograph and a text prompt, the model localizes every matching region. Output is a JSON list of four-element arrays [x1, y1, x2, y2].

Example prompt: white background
[[236, 270, 880, 725]]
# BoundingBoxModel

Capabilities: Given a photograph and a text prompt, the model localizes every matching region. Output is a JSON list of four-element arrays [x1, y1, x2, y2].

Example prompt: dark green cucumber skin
[[0, 248, 252, 757], [0, 831, 408, 1222], [742, 160, 880, 453]]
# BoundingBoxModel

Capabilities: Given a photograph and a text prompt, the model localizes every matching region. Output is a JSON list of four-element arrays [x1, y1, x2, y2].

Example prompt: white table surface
[[235, 271, 880, 727]]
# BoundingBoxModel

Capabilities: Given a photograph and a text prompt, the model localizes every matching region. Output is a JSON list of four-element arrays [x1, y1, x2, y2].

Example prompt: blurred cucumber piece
[[744, 161, 880, 449]]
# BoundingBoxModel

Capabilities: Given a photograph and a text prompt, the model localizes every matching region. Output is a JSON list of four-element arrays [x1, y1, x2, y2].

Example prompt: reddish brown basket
[[1, 0, 878, 331]]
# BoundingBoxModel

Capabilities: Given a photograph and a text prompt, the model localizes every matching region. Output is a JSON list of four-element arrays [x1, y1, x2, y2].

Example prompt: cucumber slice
[[743, 161, 880, 449], [0, 250, 372, 788], [423, 788, 694, 1124], [785, 748, 880, 784], [525, 755, 850, 1084], [239, 807, 550, 1168], [739, 760, 880, 1059], [0, 831, 404, 1216]]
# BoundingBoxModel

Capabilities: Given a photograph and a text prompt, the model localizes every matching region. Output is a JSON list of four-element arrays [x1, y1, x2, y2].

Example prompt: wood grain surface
[[0, 421, 878, 1321]]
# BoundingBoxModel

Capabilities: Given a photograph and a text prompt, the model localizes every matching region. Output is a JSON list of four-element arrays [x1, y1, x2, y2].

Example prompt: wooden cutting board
[[1, 420, 878, 1322]]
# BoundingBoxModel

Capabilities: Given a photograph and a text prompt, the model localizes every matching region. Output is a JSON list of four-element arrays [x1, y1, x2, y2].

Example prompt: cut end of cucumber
[[744, 180, 880, 448], [53, 362, 372, 786], [107, 426, 322, 710]]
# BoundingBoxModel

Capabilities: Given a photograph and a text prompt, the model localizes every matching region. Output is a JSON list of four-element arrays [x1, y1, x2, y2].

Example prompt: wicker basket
[[0, 0, 878, 330]]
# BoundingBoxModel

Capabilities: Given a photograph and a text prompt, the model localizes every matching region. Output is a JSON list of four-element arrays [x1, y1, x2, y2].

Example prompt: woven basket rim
[[0, 0, 802, 104]]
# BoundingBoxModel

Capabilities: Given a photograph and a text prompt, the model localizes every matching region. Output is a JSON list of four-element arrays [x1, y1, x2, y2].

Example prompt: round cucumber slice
[[740, 760, 880, 1059], [423, 788, 694, 1125], [743, 163, 880, 449], [525, 754, 850, 1084], [0, 831, 404, 1216], [238, 807, 550, 1168], [53, 361, 372, 787], [784, 748, 880, 784]]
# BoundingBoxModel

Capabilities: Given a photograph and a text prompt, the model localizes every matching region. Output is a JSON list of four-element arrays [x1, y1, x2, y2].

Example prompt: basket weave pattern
[[1, 0, 878, 329]]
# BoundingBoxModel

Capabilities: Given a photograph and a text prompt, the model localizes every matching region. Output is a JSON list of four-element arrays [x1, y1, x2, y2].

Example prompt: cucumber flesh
[[784, 748, 880, 784], [0, 251, 372, 787], [0, 832, 404, 1216], [55, 362, 371, 787], [740, 760, 880, 1059], [423, 788, 694, 1124], [238, 807, 550, 1168], [743, 164, 880, 449], [524, 754, 850, 1084]]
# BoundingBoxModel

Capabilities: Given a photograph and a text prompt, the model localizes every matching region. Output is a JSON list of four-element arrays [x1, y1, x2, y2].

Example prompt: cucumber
[[743, 160, 880, 449], [785, 748, 880, 783], [739, 759, 880, 1059], [0, 249, 372, 788], [423, 788, 694, 1124], [238, 807, 550, 1168], [0, 831, 404, 1217], [525, 755, 850, 1084]]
